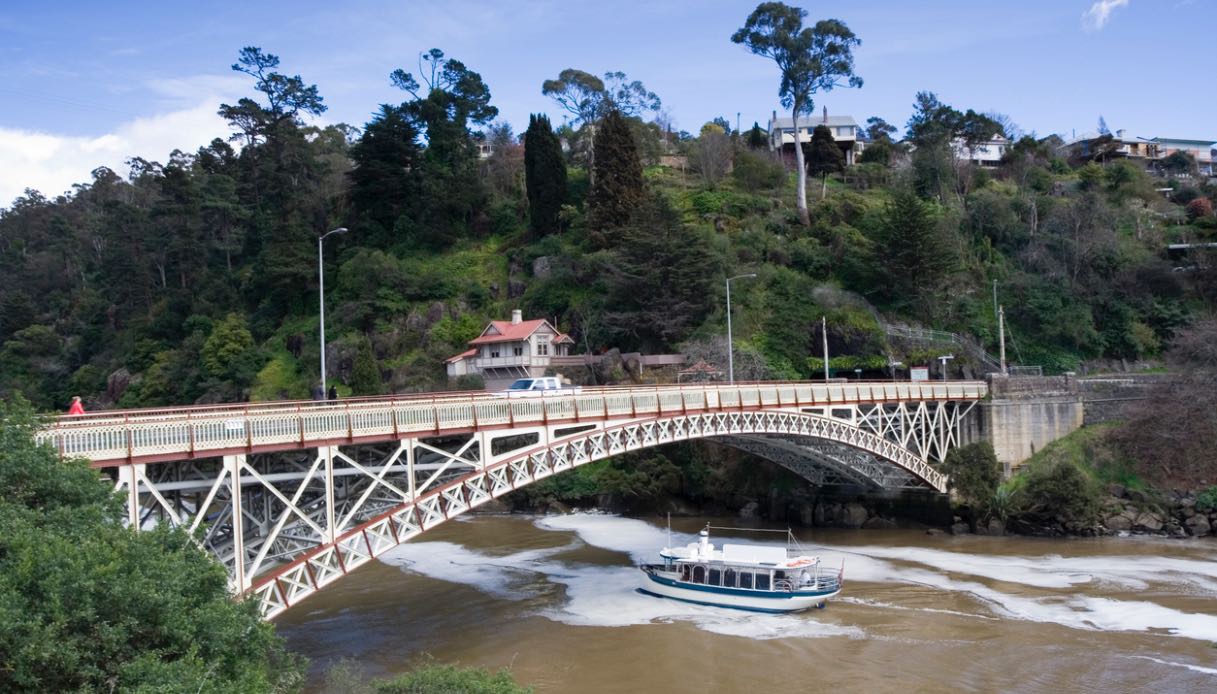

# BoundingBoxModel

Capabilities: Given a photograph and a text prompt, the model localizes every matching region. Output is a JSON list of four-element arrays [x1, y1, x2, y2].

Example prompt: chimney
[[511, 309, 522, 325], [823, 105, 828, 124]]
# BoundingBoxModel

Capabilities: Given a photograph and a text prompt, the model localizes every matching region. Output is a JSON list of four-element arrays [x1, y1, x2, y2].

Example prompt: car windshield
[[507, 379, 534, 390]]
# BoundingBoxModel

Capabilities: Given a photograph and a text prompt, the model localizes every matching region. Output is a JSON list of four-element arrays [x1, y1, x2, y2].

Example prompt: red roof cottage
[[446, 310, 575, 389]]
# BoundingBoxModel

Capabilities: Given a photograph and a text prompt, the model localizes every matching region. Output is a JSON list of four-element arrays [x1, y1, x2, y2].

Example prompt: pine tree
[[524, 114, 567, 236], [350, 336, 382, 395], [348, 104, 422, 246], [807, 124, 844, 200], [601, 193, 720, 351], [587, 109, 644, 244], [871, 190, 957, 318]]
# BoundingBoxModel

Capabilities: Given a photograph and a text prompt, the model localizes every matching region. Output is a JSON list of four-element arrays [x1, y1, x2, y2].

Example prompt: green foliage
[[600, 193, 721, 352], [807, 124, 844, 178], [732, 149, 787, 192], [941, 442, 1002, 514], [868, 190, 957, 318], [588, 109, 644, 241], [0, 396, 303, 692], [349, 335, 383, 395], [202, 313, 258, 381], [1196, 487, 1217, 513], [524, 113, 567, 236], [1012, 428, 1107, 525]]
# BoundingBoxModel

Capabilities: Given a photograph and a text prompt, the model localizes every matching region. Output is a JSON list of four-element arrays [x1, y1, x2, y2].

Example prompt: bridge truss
[[38, 381, 984, 618]]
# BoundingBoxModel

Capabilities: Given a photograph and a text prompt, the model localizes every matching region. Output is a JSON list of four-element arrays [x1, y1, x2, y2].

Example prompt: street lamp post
[[938, 354, 955, 381], [318, 227, 348, 395], [725, 273, 757, 383]]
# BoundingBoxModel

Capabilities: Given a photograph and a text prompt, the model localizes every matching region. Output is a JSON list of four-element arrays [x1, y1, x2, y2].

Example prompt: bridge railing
[[37, 381, 987, 465]]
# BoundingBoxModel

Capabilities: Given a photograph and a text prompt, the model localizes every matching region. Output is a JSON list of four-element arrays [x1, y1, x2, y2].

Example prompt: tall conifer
[[587, 109, 644, 245], [524, 114, 567, 236]]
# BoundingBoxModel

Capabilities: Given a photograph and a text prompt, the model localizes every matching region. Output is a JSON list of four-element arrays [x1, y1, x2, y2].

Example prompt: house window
[[538, 343, 548, 356], [490, 349, 500, 358], [513, 346, 523, 357]]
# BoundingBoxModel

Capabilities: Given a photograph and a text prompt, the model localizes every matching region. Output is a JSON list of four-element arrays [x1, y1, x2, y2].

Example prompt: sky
[[1, 0, 1215, 208]]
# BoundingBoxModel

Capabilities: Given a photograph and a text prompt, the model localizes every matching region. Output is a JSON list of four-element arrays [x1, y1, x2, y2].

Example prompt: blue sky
[[1, 0, 1214, 207]]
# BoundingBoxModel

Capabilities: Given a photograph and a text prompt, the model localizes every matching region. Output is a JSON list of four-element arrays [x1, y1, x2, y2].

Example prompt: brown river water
[[277, 514, 1217, 693]]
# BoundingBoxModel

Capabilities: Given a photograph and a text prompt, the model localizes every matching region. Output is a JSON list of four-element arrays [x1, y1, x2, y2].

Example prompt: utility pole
[[998, 305, 1008, 376], [992, 279, 998, 326], [822, 316, 830, 382]]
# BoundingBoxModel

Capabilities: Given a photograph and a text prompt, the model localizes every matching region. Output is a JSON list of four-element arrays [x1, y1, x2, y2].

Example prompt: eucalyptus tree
[[390, 49, 498, 247], [541, 69, 660, 181], [732, 2, 862, 225]]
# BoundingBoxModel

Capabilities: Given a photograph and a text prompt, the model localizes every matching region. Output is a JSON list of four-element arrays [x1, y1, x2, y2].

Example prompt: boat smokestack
[[698, 528, 710, 559]]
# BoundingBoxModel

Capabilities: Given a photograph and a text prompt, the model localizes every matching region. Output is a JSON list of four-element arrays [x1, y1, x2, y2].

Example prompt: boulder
[[842, 502, 869, 529], [532, 256, 553, 279], [986, 518, 1006, 535], [1133, 513, 1164, 533], [1185, 515, 1211, 537], [507, 279, 527, 299], [925, 528, 944, 536], [1107, 483, 1127, 499], [738, 501, 760, 520], [106, 368, 132, 402], [949, 522, 970, 535], [1105, 514, 1132, 532], [862, 516, 897, 530]]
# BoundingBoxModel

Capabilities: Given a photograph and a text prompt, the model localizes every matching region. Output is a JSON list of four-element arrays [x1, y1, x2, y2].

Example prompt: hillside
[[2, 48, 1216, 491]]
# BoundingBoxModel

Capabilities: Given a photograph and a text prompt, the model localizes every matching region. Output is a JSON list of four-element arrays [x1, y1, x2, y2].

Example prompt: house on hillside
[[445, 310, 575, 389], [1060, 130, 1216, 175], [1148, 137, 1216, 175], [1059, 129, 1159, 164], [952, 133, 1010, 167], [767, 107, 861, 166]]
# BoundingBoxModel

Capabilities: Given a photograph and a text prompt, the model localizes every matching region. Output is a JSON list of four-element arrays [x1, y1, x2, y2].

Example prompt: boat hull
[[639, 569, 839, 613]]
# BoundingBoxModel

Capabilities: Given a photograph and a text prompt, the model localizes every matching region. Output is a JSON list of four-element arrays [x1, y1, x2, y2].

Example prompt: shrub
[[1196, 486, 1217, 513], [1017, 460, 1103, 525], [1186, 197, 1213, 221], [941, 442, 1003, 514]]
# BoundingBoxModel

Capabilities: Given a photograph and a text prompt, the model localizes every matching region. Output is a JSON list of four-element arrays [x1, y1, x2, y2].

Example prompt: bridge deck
[[38, 381, 987, 467]]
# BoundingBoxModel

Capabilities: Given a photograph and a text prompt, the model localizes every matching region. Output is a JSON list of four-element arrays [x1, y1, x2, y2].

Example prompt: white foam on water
[[378, 515, 858, 639], [837, 596, 1001, 621], [379, 514, 1217, 643], [1128, 656, 1217, 676]]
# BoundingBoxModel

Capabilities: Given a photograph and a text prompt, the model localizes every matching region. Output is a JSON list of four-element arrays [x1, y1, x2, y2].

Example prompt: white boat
[[639, 526, 842, 613]]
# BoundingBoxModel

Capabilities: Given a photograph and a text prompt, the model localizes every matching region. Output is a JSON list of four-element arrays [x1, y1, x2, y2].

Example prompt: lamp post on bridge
[[318, 227, 348, 395], [726, 273, 757, 383]]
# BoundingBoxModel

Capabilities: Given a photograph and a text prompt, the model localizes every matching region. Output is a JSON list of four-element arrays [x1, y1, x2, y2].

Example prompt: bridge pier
[[978, 375, 1083, 470]]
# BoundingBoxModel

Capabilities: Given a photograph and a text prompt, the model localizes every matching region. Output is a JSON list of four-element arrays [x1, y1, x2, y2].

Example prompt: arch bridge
[[37, 380, 985, 619]]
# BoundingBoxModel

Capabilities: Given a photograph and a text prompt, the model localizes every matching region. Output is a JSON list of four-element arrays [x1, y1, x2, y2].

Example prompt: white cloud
[[0, 76, 245, 208], [1082, 0, 1130, 31]]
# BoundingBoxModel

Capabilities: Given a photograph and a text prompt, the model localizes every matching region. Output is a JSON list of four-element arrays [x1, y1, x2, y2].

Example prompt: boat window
[[708, 568, 721, 586], [739, 572, 753, 589], [680, 565, 691, 582], [756, 572, 771, 591], [692, 565, 706, 584], [723, 568, 736, 588]]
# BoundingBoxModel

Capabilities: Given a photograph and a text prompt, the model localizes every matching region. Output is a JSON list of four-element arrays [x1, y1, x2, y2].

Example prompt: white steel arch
[[36, 381, 984, 619]]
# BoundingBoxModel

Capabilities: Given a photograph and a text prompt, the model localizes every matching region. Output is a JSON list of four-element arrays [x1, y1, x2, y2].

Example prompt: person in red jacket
[[67, 396, 85, 415]]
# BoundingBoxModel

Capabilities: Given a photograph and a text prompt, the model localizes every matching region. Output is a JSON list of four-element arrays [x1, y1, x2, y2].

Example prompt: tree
[[941, 442, 1002, 518], [0, 396, 304, 691], [524, 114, 567, 236], [542, 69, 660, 181], [746, 122, 769, 149], [864, 116, 896, 143], [870, 189, 957, 317], [601, 193, 720, 351], [391, 49, 497, 248], [1161, 150, 1198, 176], [732, 2, 863, 225], [806, 124, 843, 199], [587, 109, 644, 243], [691, 123, 733, 188], [350, 335, 382, 395], [348, 104, 422, 246]]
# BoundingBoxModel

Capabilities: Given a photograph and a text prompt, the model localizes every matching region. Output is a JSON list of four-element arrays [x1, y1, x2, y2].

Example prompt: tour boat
[[638, 525, 843, 613]]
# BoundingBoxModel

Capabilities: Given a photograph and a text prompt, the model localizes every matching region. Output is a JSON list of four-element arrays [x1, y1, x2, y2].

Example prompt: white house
[[952, 133, 1010, 167], [767, 108, 862, 166], [446, 310, 575, 389]]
